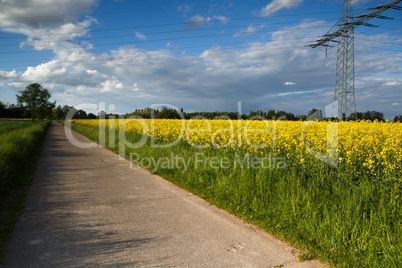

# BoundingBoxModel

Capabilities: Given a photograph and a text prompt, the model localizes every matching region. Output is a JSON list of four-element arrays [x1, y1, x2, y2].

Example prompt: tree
[[54, 105, 64, 120], [348, 112, 363, 121], [16, 83, 55, 122], [157, 106, 181, 119], [370, 111, 384, 122], [87, 113, 97, 119], [308, 108, 322, 121], [98, 110, 106, 119], [54, 105, 75, 121], [266, 109, 276, 119], [0, 101, 6, 117], [73, 109, 87, 119]]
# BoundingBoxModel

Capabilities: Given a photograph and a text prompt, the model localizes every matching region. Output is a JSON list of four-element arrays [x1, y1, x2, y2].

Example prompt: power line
[[0, 22, 399, 67], [0, 46, 317, 70], [0, 2, 399, 70], [0, 9, 350, 41], [0, 4, 319, 21], [0, 23, 335, 55], [0, 35, 400, 70], [0, 19, 341, 48], [2, 19, 399, 57], [0, 0, 333, 13]]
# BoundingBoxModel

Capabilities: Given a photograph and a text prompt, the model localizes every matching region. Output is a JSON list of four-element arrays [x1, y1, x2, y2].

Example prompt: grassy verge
[[0, 120, 50, 264], [69, 122, 401, 267]]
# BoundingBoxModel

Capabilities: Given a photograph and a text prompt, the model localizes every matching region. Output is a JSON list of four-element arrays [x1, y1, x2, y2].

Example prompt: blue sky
[[0, 0, 401, 119]]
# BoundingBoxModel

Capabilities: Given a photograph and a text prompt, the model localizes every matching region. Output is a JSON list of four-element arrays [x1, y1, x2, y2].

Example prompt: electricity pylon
[[310, 0, 401, 121]]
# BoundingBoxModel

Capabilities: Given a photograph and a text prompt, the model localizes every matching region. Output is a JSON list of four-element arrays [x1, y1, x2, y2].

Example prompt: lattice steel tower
[[310, 0, 401, 120], [333, 0, 356, 120]]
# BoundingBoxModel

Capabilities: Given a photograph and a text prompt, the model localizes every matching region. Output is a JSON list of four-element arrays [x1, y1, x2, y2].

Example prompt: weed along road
[[4, 122, 325, 267]]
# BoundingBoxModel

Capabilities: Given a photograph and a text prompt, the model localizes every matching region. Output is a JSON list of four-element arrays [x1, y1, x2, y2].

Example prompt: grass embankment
[[0, 119, 50, 264], [69, 121, 401, 267]]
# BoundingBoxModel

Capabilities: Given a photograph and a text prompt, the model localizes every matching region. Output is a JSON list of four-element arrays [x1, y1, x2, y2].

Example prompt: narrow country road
[[3, 121, 326, 267]]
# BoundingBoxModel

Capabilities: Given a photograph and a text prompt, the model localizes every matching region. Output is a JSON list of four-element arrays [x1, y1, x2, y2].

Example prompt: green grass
[[69, 122, 402, 267], [0, 119, 50, 264]]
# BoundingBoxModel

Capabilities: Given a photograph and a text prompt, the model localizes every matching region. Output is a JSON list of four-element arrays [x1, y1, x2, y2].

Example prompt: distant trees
[[0, 101, 27, 118], [60, 106, 398, 122], [16, 83, 55, 122], [54, 105, 97, 120], [347, 111, 385, 121], [394, 115, 402, 122], [87, 113, 97, 119], [0, 101, 9, 118], [123, 107, 301, 120], [72, 109, 88, 119], [55, 105, 71, 120], [184, 111, 240, 120], [308, 108, 323, 120], [48, 106, 401, 122], [125, 107, 179, 119], [156, 106, 181, 119]]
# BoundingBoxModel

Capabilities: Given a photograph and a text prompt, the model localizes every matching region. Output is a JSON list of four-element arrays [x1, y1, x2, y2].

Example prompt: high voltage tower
[[310, 0, 402, 121]]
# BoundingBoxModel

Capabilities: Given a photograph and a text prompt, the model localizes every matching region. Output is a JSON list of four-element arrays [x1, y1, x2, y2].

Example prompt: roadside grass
[[0, 119, 50, 264], [68, 121, 402, 268]]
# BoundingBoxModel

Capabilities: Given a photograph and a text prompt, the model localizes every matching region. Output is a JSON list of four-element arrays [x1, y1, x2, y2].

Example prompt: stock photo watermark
[[64, 101, 340, 169], [130, 152, 286, 173]]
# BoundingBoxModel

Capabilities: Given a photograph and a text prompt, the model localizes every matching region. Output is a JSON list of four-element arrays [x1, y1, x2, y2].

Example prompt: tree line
[[124, 107, 302, 120], [1, 83, 401, 122], [122, 107, 400, 122]]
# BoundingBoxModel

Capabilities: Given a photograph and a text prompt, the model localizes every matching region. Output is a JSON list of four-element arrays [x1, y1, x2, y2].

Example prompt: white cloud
[[0, 0, 98, 29], [185, 14, 229, 29], [284, 82, 296, 86], [384, 80, 402, 86], [177, 4, 192, 13], [186, 15, 211, 28], [260, 0, 302, 17], [132, 83, 140, 92], [0, 70, 17, 81], [18, 18, 97, 52], [0, 0, 98, 61], [135, 31, 147, 40], [392, 103, 399, 106], [234, 24, 265, 37], [213, 15, 230, 24], [100, 78, 124, 92], [352, 0, 376, 5]]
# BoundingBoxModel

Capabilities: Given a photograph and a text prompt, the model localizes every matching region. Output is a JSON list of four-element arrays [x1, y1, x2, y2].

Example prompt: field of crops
[[69, 118, 401, 267], [0, 119, 50, 191], [0, 119, 50, 263]]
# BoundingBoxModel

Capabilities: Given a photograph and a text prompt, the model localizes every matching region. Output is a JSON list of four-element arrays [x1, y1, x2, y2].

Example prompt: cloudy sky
[[0, 0, 401, 119]]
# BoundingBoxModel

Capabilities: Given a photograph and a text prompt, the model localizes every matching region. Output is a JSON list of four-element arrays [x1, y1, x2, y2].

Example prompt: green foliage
[[55, 105, 69, 120], [0, 119, 50, 264], [348, 110, 385, 121], [308, 108, 323, 120], [124, 107, 300, 120], [394, 115, 402, 123], [16, 83, 55, 121], [298, 251, 316, 261], [0, 102, 28, 119], [0, 120, 50, 191]]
